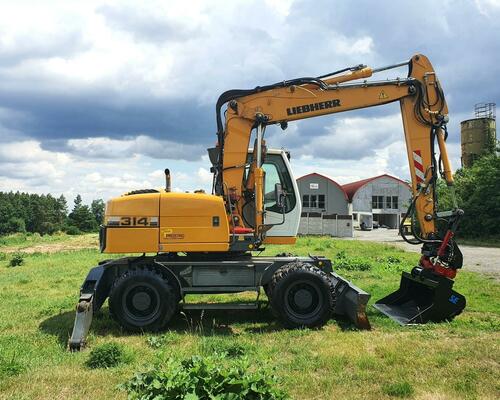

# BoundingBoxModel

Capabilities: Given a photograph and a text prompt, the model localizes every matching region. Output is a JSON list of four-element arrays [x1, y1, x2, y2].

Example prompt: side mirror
[[274, 183, 286, 209]]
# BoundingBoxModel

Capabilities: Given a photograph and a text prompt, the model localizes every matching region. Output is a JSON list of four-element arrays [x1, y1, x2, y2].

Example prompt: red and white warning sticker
[[413, 150, 425, 183]]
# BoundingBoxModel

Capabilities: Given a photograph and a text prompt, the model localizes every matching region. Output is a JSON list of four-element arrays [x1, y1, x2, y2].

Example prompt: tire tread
[[108, 266, 178, 332], [269, 261, 336, 328]]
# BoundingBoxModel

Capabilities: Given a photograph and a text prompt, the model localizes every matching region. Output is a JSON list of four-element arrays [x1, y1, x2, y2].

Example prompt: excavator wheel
[[263, 284, 273, 300], [270, 261, 336, 328], [109, 268, 178, 332]]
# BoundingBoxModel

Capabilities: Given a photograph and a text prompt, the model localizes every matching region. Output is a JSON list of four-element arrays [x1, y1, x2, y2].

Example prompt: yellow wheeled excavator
[[69, 54, 465, 350]]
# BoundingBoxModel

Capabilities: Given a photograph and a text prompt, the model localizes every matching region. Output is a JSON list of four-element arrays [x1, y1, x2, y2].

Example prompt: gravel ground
[[350, 228, 499, 279]]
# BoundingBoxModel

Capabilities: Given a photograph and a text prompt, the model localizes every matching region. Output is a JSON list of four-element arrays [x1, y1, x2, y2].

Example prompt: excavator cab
[[208, 146, 302, 242]]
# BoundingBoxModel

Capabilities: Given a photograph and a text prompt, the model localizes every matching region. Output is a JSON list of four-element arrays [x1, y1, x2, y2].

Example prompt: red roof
[[297, 172, 348, 201], [342, 174, 409, 202]]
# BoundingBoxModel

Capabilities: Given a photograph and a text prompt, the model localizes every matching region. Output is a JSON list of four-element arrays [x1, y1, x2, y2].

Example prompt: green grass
[[0, 235, 498, 399]]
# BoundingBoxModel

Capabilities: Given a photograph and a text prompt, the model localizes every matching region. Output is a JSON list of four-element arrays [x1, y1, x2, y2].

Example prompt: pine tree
[[91, 199, 105, 226], [69, 195, 97, 232], [56, 195, 68, 223]]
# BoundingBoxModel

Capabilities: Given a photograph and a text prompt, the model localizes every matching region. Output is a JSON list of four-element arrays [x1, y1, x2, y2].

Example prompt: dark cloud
[[0, 0, 497, 166], [0, 87, 215, 153], [0, 30, 87, 67], [62, 135, 205, 162]]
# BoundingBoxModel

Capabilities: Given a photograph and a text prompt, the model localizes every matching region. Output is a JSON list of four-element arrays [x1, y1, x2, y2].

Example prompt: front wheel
[[270, 262, 335, 328], [109, 268, 178, 332]]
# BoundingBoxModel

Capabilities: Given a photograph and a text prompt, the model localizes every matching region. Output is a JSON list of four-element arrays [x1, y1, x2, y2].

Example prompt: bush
[[121, 355, 289, 399], [9, 252, 25, 267], [64, 225, 81, 235], [146, 332, 178, 349], [200, 337, 251, 358], [382, 381, 414, 398], [85, 342, 131, 369], [40, 221, 58, 235], [385, 255, 401, 264], [7, 217, 26, 234], [333, 250, 371, 271]]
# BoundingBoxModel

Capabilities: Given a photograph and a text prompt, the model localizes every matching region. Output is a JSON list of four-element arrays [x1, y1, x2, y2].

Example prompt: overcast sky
[[0, 0, 499, 204]]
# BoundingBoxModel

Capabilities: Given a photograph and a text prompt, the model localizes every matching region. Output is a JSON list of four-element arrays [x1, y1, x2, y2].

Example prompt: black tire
[[109, 268, 178, 332], [270, 262, 335, 328], [263, 284, 272, 300]]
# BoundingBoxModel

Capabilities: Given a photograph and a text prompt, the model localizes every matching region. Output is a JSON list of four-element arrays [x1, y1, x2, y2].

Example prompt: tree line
[[437, 152, 499, 239], [0, 192, 105, 235]]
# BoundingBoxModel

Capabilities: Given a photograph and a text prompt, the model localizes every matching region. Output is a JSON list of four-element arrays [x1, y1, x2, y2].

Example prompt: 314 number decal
[[120, 217, 149, 226]]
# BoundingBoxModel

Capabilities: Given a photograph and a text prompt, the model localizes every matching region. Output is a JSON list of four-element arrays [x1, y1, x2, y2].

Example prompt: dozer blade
[[374, 271, 465, 325], [330, 271, 371, 330]]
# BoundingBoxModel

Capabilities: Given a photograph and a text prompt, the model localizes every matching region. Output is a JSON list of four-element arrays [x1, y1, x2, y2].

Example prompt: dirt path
[[351, 228, 499, 279], [1, 243, 97, 254], [0, 234, 98, 254]]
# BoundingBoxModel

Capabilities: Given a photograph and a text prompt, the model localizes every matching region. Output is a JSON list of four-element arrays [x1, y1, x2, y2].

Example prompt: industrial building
[[343, 174, 412, 229], [296, 173, 351, 237], [296, 173, 412, 235], [461, 103, 497, 168], [297, 173, 349, 215]]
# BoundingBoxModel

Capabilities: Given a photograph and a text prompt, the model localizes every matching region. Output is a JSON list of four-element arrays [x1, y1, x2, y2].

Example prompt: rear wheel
[[263, 284, 273, 300], [270, 262, 335, 328], [109, 268, 178, 332]]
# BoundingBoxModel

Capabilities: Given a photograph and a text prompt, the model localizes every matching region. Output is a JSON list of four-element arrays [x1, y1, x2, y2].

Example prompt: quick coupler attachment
[[373, 268, 466, 325], [330, 271, 371, 330]]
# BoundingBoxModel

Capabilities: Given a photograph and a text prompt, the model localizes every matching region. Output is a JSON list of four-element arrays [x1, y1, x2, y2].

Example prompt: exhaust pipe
[[165, 168, 171, 192]]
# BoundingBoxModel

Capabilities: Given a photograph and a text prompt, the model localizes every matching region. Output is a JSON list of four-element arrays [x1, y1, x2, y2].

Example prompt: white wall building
[[342, 174, 412, 229]]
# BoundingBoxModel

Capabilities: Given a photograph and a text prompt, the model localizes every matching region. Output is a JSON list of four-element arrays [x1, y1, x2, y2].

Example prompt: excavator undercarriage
[[69, 253, 370, 351]]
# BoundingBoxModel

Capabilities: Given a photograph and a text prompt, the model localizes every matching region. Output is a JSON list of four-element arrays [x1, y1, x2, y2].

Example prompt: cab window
[[263, 163, 281, 210], [244, 152, 297, 214], [262, 155, 297, 213]]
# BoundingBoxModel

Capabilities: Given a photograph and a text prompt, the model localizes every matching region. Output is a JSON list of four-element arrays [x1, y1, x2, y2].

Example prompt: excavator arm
[[213, 54, 466, 324]]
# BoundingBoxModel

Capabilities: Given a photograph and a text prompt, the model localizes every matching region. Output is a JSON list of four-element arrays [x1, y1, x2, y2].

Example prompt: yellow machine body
[[103, 191, 230, 253]]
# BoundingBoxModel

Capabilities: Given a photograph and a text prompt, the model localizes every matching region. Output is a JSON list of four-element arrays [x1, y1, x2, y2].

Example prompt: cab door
[[261, 150, 301, 238]]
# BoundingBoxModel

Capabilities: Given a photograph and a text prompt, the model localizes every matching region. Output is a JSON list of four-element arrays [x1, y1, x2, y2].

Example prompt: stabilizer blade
[[330, 271, 371, 330]]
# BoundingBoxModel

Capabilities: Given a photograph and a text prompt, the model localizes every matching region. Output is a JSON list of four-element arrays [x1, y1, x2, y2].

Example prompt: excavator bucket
[[374, 271, 466, 325]]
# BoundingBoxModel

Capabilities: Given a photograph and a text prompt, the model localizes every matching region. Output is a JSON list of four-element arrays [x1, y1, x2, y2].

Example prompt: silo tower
[[460, 103, 497, 168]]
